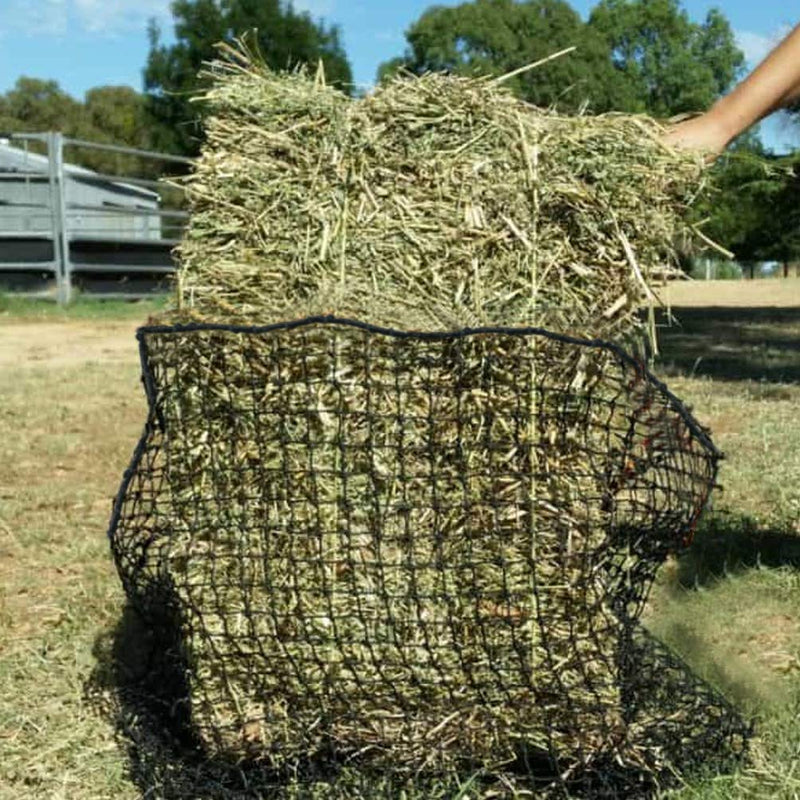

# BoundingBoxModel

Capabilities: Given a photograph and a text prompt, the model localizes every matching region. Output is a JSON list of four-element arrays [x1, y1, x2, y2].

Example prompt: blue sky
[[0, 0, 797, 151]]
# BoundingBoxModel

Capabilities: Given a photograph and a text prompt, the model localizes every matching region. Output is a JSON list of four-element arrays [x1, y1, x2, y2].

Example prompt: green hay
[[167, 42, 704, 348], [128, 43, 718, 783]]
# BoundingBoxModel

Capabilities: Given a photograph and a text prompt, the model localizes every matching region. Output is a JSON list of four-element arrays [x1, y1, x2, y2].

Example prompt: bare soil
[[0, 320, 140, 369], [659, 278, 800, 308]]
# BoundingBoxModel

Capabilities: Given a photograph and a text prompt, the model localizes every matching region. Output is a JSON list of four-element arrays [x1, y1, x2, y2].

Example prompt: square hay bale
[[105, 41, 745, 791], [110, 320, 720, 781], [167, 43, 704, 348]]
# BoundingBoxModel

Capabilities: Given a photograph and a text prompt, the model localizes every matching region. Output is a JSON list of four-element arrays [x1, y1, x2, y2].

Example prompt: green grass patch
[[0, 293, 168, 322]]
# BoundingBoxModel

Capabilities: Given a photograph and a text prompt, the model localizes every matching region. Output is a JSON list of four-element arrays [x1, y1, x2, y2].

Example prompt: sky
[[0, 0, 797, 152]]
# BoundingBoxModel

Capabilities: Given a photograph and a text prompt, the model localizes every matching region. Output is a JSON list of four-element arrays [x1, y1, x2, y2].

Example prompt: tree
[[0, 78, 172, 177], [789, 102, 800, 144], [377, 0, 636, 113], [144, 0, 353, 156], [0, 77, 83, 134], [587, 0, 744, 115], [83, 86, 150, 147], [696, 135, 800, 269], [80, 86, 177, 176], [379, 0, 744, 117], [753, 152, 800, 268]]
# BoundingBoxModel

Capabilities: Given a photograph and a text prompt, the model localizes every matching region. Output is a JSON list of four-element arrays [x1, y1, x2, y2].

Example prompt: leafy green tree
[[377, 0, 636, 112], [696, 135, 800, 268], [0, 78, 173, 177], [758, 152, 800, 267], [380, 0, 744, 117], [587, 0, 744, 115], [83, 86, 150, 147], [80, 86, 180, 177], [696, 136, 772, 263], [0, 77, 83, 134], [145, 0, 353, 156]]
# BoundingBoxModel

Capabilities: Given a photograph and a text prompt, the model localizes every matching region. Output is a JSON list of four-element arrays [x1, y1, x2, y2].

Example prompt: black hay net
[[108, 317, 750, 797]]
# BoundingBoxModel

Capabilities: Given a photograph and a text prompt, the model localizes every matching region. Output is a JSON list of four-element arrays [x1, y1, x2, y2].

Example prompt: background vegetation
[[1, 0, 796, 267]]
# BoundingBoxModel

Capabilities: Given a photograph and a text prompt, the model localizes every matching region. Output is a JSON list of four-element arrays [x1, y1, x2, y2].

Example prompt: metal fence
[[0, 132, 194, 303]]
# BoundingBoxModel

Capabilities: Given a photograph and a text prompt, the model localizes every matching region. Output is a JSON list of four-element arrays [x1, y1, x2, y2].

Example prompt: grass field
[[1, 287, 800, 798]]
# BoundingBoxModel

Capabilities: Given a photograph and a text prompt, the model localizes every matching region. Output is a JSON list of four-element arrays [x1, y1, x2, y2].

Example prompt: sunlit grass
[[0, 302, 799, 797], [0, 293, 167, 321]]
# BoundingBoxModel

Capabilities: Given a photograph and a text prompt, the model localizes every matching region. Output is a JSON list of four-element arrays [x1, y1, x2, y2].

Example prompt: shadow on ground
[[84, 602, 750, 799], [654, 307, 800, 383], [648, 510, 800, 716], [677, 511, 800, 589]]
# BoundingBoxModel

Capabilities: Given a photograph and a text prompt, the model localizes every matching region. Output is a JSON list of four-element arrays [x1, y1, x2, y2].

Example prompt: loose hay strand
[[492, 46, 579, 85]]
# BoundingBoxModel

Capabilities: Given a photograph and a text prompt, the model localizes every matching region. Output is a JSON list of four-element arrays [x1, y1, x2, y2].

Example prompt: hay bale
[[111, 321, 720, 780], [112, 43, 727, 786], [168, 43, 703, 347]]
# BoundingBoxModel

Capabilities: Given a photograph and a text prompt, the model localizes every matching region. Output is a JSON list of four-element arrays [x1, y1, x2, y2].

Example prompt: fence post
[[46, 132, 65, 303], [52, 133, 71, 303]]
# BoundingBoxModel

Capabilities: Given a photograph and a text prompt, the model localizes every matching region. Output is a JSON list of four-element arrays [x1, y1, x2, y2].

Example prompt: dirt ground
[[659, 277, 800, 308], [0, 320, 140, 369]]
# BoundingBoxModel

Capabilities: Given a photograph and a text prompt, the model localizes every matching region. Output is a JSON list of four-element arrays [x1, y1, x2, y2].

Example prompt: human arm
[[664, 23, 800, 156]]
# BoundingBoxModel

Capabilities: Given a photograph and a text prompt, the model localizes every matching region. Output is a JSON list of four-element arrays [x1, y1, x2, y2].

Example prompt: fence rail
[[0, 131, 193, 302]]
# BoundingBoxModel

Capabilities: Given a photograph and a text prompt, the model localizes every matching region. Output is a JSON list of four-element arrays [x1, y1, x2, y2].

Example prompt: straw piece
[[492, 46, 578, 85]]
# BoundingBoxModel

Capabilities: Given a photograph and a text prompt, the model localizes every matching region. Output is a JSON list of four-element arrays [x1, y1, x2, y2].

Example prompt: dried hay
[[124, 42, 727, 784], [167, 42, 704, 348]]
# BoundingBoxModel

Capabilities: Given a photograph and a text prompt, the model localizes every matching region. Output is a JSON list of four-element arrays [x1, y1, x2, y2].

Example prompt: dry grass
[[656, 305, 800, 384], [659, 279, 800, 309], [1, 295, 800, 798], [646, 305, 800, 798], [144, 45, 717, 781], [0, 318, 144, 800]]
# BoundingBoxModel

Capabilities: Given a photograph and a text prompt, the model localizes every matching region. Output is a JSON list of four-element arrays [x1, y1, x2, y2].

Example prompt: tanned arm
[[664, 23, 800, 156]]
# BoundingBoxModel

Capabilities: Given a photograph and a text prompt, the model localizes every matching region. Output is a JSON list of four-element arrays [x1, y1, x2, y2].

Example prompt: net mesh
[[108, 317, 749, 794]]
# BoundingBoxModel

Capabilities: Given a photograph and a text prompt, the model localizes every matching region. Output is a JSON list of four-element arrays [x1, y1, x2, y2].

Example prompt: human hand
[[662, 113, 733, 162], [663, 24, 800, 161]]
